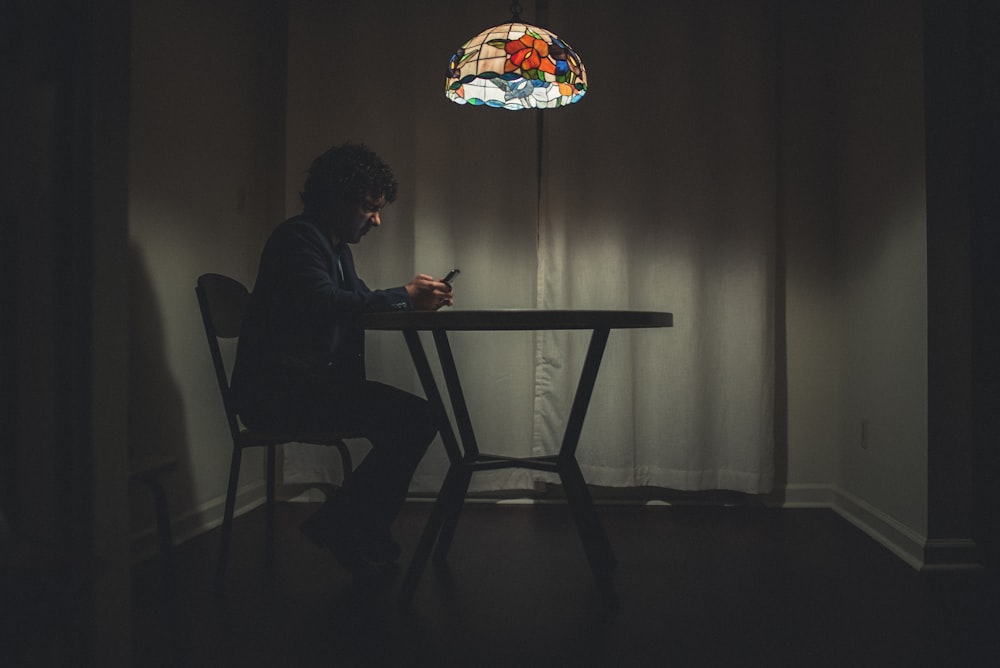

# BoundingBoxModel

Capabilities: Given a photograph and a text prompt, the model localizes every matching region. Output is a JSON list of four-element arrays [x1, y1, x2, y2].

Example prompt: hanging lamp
[[445, 2, 588, 110]]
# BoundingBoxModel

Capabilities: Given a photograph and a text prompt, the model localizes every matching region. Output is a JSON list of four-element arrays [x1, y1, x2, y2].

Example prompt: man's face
[[331, 193, 386, 244]]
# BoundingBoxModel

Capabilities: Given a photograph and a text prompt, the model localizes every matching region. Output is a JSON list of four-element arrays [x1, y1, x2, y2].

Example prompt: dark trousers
[[245, 380, 437, 538]]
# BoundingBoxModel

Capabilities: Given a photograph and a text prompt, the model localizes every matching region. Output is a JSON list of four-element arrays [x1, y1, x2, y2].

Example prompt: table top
[[358, 309, 673, 331]]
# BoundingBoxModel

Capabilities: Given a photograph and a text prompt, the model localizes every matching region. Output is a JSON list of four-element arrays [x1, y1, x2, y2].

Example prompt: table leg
[[427, 330, 478, 562], [398, 329, 479, 602], [398, 463, 468, 603], [397, 325, 620, 608], [420, 330, 479, 563], [403, 329, 462, 464], [432, 330, 480, 459], [558, 328, 619, 605], [560, 455, 618, 607], [433, 464, 473, 564]]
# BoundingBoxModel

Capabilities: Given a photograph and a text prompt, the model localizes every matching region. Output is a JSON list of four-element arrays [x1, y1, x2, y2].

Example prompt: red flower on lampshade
[[505, 34, 555, 74]]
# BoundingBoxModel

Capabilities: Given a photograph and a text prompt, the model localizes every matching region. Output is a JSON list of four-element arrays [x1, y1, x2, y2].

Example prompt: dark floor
[[132, 501, 1000, 667]]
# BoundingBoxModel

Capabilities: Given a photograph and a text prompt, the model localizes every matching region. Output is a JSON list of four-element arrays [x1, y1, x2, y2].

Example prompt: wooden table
[[359, 309, 674, 606]]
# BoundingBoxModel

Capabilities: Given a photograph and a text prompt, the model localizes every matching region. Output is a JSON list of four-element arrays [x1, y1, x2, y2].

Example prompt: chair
[[195, 273, 355, 587], [128, 454, 178, 572]]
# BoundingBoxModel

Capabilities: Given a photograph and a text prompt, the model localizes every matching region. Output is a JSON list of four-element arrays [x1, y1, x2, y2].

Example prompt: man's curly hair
[[300, 143, 399, 213]]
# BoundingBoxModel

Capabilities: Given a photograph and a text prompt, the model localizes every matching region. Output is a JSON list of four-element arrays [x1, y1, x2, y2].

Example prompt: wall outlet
[[860, 417, 870, 450]]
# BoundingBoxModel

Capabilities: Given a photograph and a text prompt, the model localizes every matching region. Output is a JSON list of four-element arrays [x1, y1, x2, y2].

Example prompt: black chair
[[128, 454, 178, 570], [195, 273, 354, 587]]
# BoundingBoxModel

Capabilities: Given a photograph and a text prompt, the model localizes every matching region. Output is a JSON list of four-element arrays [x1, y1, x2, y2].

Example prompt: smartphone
[[442, 268, 460, 285]]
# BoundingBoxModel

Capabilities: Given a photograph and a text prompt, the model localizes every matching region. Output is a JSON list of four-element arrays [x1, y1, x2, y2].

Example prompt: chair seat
[[238, 429, 356, 448]]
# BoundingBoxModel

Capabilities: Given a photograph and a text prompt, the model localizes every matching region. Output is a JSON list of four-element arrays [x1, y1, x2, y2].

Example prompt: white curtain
[[530, 0, 777, 493], [284, 0, 775, 496]]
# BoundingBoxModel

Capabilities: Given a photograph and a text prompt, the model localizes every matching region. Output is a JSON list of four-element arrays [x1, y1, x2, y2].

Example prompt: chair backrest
[[196, 273, 251, 440]]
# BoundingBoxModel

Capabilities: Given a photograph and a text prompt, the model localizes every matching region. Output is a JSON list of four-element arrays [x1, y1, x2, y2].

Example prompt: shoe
[[298, 510, 335, 550], [304, 494, 402, 565], [325, 533, 385, 584], [365, 536, 402, 564], [299, 510, 389, 581]]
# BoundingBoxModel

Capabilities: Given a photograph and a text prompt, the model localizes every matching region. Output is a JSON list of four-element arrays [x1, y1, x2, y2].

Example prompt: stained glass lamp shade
[[445, 22, 587, 110]]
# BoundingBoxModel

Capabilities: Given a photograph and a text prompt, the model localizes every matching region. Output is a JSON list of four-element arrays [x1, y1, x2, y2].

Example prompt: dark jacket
[[231, 216, 410, 422]]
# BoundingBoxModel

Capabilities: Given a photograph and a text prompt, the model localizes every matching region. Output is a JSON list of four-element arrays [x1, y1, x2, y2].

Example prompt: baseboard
[[922, 538, 983, 571], [130, 480, 266, 564], [770, 483, 837, 508], [781, 484, 983, 572], [829, 487, 928, 570], [835, 497, 982, 572]]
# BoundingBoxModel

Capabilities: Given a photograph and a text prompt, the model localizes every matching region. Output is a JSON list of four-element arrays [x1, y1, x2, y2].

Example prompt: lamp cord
[[536, 110, 544, 244]]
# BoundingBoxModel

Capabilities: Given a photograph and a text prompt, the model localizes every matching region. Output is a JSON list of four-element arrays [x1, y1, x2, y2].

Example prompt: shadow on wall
[[127, 240, 195, 559]]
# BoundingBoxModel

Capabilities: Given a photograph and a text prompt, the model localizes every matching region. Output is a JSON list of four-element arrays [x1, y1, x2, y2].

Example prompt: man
[[231, 143, 453, 580]]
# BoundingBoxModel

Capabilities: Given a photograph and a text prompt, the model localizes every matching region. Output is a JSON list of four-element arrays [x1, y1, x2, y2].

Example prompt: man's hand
[[406, 274, 454, 311]]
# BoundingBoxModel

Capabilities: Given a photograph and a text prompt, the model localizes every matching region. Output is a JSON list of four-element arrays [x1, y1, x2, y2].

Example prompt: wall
[[780, 1, 929, 562], [924, 0, 985, 568], [778, 1, 841, 500], [128, 0, 287, 547], [831, 0, 929, 548]]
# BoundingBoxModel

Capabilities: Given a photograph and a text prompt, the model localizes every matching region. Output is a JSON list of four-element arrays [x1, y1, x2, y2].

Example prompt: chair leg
[[216, 445, 243, 591], [335, 440, 353, 480], [146, 475, 174, 576], [131, 467, 175, 585], [265, 444, 276, 568]]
